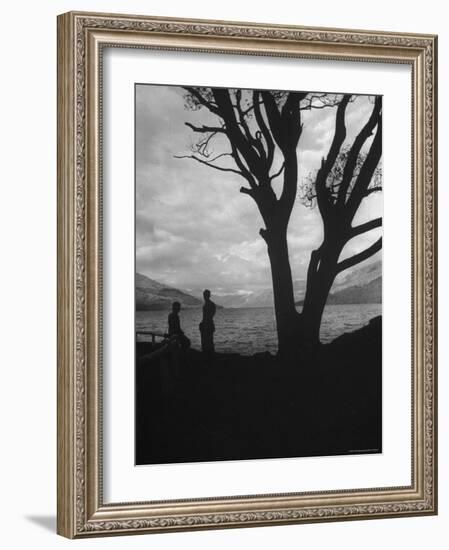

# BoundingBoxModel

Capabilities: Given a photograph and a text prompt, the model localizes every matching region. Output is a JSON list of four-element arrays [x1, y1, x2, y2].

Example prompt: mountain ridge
[[136, 273, 203, 311], [295, 276, 381, 306], [137, 259, 381, 310]]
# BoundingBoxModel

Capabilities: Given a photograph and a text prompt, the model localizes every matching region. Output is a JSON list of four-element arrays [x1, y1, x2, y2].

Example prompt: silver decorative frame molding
[[57, 11, 437, 538]]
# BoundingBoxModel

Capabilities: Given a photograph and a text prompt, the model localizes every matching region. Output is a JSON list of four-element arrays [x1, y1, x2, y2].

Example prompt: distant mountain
[[137, 260, 382, 311], [136, 273, 202, 311], [332, 259, 381, 292], [215, 288, 275, 309], [295, 276, 381, 306], [328, 276, 381, 304]]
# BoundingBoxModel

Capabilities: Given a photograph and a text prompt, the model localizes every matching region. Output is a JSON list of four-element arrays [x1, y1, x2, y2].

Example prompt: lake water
[[136, 304, 381, 355]]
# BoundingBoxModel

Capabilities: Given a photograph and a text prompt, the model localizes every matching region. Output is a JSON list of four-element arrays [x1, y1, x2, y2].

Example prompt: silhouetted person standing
[[199, 289, 216, 354], [168, 301, 190, 350]]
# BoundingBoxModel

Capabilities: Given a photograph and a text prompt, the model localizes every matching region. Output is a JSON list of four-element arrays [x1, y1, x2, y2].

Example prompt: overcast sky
[[135, 85, 382, 296]]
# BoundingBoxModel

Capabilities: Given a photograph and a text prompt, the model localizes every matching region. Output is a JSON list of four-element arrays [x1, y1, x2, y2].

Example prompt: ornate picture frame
[[57, 11, 437, 538]]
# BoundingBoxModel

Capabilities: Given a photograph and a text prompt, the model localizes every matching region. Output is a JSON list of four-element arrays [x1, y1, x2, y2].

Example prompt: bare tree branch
[[230, 143, 257, 188], [184, 122, 226, 134], [282, 92, 307, 144], [192, 131, 219, 157], [315, 95, 351, 219], [269, 162, 285, 182], [201, 152, 234, 163], [212, 88, 263, 179], [336, 237, 382, 273], [240, 100, 263, 116], [234, 90, 267, 162], [261, 91, 283, 150], [337, 96, 382, 206], [235, 90, 255, 145], [253, 90, 274, 169], [240, 186, 255, 197], [347, 115, 383, 219], [173, 154, 245, 176], [349, 217, 382, 239], [299, 93, 354, 111]]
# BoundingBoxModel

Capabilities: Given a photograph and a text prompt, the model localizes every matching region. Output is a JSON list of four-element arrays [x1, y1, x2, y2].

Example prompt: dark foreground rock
[[135, 316, 382, 465]]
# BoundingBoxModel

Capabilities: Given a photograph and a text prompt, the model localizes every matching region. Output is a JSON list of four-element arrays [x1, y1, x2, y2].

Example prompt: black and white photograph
[[135, 83, 383, 465]]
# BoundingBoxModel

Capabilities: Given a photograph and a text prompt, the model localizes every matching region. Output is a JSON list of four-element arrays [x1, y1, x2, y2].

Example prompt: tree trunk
[[265, 228, 302, 357], [300, 243, 341, 345]]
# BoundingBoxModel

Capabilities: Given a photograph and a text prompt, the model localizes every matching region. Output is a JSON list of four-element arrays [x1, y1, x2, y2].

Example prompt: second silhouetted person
[[199, 289, 216, 354]]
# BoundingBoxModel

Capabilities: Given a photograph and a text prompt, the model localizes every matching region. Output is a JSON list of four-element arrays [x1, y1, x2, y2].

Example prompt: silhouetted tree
[[299, 95, 382, 344], [178, 88, 338, 355]]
